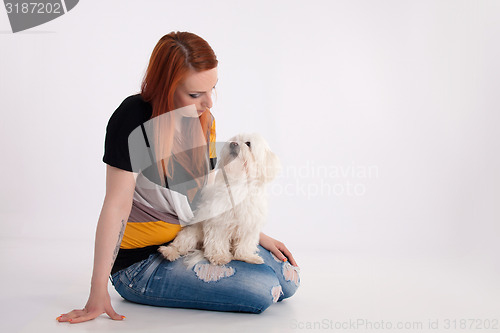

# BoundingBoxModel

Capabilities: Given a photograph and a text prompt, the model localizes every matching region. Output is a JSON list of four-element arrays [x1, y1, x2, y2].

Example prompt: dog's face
[[218, 133, 281, 183]]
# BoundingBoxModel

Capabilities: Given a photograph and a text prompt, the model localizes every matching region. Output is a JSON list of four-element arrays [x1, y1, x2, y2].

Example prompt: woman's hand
[[57, 289, 124, 324], [259, 232, 299, 267]]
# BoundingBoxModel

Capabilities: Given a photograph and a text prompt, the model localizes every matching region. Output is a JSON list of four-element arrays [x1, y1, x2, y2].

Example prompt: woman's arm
[[58, 165, 137, 324]]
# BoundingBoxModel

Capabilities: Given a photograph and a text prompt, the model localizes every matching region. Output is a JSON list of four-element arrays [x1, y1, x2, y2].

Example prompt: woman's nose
[[203, 93, 213, 109]]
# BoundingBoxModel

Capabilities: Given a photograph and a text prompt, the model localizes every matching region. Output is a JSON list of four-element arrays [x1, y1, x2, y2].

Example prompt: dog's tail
[[182, 249, 206, 269]]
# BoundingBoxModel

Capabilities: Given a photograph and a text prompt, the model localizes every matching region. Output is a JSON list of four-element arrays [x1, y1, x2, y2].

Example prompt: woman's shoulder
[[103, 94, 153, 172], [107, 93, 152, 130], [120, 93, 151, 110]]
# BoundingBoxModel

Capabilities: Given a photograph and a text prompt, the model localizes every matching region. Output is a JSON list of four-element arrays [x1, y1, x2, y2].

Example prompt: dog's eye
[[245, 141, 251, 148]]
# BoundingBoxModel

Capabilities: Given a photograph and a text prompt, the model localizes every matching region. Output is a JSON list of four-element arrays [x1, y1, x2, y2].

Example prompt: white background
[[1, 1, 499, 332]]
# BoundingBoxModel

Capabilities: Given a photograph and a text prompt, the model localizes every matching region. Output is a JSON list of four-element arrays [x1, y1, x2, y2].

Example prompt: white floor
[[1, 236, 499, 333]]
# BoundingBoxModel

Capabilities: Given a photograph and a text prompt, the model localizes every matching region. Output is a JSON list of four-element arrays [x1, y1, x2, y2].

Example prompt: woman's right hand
[[57, 289, 125, 324]]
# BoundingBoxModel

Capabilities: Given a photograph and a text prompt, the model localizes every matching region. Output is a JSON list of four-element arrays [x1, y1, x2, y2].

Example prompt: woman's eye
[[245, 141, 251, 148], [189, 93, 200, 98]]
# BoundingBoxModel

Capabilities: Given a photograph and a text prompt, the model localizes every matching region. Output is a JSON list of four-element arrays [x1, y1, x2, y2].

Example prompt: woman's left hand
[[259, 232, 299, 267]]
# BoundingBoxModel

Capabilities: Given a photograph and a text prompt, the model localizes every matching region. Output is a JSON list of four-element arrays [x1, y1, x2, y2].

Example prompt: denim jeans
[[110, 245, 300, 314]]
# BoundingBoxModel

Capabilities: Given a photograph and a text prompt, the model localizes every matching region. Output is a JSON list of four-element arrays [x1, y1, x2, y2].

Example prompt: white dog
[[158, 133, 281, 265]]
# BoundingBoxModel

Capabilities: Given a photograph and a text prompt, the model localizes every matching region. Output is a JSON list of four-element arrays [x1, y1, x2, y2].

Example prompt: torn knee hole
[[283, 263, 300, 286], [193, 263, 235, 282], [271, 285, 283, 303]]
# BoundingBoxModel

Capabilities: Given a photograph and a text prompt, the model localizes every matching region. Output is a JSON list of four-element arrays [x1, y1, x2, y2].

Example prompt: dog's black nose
[[229, 141, 240, 155]]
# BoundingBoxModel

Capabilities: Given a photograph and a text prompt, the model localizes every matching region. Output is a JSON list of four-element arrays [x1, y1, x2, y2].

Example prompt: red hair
[[140, 31, 218, 193]]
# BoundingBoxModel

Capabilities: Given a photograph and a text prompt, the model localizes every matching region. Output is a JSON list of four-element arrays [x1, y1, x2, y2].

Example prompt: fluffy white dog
[[158, 133, 281, 265]]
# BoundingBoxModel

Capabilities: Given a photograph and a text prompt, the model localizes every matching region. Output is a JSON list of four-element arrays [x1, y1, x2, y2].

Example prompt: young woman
[[58, 31, 300, 324]]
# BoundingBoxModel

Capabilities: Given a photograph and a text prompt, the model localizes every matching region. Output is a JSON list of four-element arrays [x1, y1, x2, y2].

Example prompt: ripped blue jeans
[[110, 245, 300, 314]]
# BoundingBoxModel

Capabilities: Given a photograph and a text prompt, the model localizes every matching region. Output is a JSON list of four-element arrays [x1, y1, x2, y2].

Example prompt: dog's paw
[[158, 245, 180, 261], [206, 253, 232, 266], [235, 253, 264, 265]]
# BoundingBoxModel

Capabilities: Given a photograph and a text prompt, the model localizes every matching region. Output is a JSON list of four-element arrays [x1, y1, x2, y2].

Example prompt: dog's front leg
[[232, 227, 264, 264], [158, 223, 202, 261], [203, 220, 232, 265]]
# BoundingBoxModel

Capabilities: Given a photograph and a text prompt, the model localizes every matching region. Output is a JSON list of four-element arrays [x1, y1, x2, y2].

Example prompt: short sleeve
[[102, 95, 152, 172]]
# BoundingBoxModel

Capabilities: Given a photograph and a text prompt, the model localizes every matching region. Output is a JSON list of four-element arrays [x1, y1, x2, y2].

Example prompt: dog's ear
[[260, 149, 281, 183]]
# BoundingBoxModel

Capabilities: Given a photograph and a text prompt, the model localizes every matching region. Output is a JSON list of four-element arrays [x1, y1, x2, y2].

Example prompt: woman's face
[[173, 67, 218, 116]]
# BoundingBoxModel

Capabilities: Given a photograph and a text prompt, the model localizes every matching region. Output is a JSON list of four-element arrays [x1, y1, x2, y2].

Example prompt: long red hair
[[140, 31, 218, 192]]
